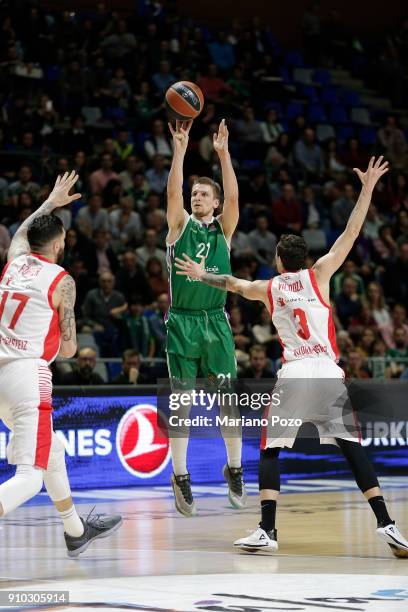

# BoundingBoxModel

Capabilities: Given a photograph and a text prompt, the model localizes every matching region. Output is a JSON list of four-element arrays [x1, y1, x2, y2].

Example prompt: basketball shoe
[[64, 509, 123, 558], [171, 473, 197, 516], [376, 522, 408, 558], [223, 464, 247, 509], [234, 526, 278, 552]]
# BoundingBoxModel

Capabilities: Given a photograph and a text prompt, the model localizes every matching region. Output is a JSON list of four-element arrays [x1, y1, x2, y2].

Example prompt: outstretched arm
[[8, 172, 81, 262], [313, 156, 389, 284], [166, 120, 192, 241], [55, 274, 77, 358], [175, 253, 268, 304], [214, 119, 239, 241]]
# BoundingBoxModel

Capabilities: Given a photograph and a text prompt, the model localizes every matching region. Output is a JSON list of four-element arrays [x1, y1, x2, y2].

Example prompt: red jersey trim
[[30, 252, 54, 264], [308, 268, 339, 361], [0, 261, 10, 283], [267, 278, 274, 315], [34, 401, 52, 469], [308, 268, 330, 308], [41, 270, 68, 362]]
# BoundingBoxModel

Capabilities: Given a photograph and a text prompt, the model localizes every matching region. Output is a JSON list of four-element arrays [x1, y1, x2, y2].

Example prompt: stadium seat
[[285, 50, 304, 68], [81, 106, 102, 126], [316, 124, 336, 142], [293, 68, 314, 85], [286, 100, 304, 120], [320, 86, 339, 105], [107, 361, 123, 382], [328, 105, 348, 124], [336, 125, 355, 142], [359, 126, 377, 145], [340, 89, 361, 107], [351, 107, 371, 125], [307, 104, 327, 123], [300, 85, 319, 102], [313, 69, 331, 86]]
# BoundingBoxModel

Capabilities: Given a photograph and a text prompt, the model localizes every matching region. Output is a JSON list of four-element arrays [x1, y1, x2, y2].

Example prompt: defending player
[[175, 156, 408, 557], [166, 119, 246, 515], [0, 172, 122, 557]]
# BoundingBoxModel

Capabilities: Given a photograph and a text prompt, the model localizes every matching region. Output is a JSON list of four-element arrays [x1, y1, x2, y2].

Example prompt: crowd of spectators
[[0, 1, 407, 381]]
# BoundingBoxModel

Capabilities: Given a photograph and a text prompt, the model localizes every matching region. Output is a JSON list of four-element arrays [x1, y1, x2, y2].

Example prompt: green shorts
[[165, 307, 237, 387]]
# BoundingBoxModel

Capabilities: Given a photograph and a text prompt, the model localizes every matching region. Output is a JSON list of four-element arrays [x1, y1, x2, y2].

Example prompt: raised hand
[[48, 171, 81, 208], [168, 120, 193, 155], [175, 253, 206, 279], [213, 118, 229, 156], [353, 156, 389, 190]]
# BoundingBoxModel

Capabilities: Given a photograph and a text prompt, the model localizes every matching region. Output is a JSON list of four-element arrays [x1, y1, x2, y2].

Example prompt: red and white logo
[[116, 404, 170, 478]]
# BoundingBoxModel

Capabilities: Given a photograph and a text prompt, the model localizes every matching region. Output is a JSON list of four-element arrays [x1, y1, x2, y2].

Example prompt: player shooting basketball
[[175, 156, 408, 557], [165, 118, 246, 516], [0, 172, 122, 557]]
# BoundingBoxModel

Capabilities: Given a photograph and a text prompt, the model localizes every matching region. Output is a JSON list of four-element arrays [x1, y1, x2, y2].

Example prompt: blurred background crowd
[[0, 0, 407, 383]]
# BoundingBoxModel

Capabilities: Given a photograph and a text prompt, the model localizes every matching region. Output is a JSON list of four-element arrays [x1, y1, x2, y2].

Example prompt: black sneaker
[[223, 464, 247, 509], [171, 473, 197, 516], [64, 509, 123, 558]]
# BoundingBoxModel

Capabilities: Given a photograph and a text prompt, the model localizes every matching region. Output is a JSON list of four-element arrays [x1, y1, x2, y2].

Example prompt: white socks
[[58, 505, 84, 537], [169, 436, 189, 476]]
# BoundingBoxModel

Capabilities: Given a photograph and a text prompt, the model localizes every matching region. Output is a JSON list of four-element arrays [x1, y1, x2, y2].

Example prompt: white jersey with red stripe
[[267, 268, 339, 363], [0, 253, 67, 364]]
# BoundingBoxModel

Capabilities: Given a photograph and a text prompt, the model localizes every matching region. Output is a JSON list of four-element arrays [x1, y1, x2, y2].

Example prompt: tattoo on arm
[[201, 273, 245, 296], [60, 275, 77, 342]]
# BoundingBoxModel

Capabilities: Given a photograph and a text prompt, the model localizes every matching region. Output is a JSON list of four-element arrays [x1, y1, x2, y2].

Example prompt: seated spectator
[[363, 204, 383, 241], [133, 80, 161, 122], [380, 303, 408, 348], [136, 228, 167, 271], [332, 259, 365, 296], [144, 119, 173, 162], [75, 194, 109, 239], [242, 172, 271, 207], [356, 327, 377, 359], [334, 277, 362, 328], [108, 68, 131, 105], [272, 183, 303, 235], [229, 305, 252, 354], [145, 209, 167, 248], [123, 299, 154, 357], [331, 184, 355, 231], [109, 196, 142, 247], [371, 224, 398, 264], [113, 128, 134, 162], [152, 60, 176, 96], [239, 345, 275, 379], [293, 128, 324, 180], [85, 229, 118, 278], [0, 223, 11, 263], [260, 109, 284, 145], [64, 116, 91, 154], [198, 64, 232, 103], [344, 349, 371, 379], [82, 272, 128, 333], [199, 123, 218, 163], [377, 115, 408, 170], [252, 306, 280, 360], [146, 257, 168, 298], [324, 138, 346, 179], [395, 210, 408, 246], [126, 174, 150, 209], [99, 18, 137, 61], [149, 292, 168, 357], [248, 214, 277, 265], [89, 153, 120, 194], [234, 107, 262, 143], [111, 349, 151, 384], [383, 241, 408, 307], [348, 301, 377, 339], [208, 31, 235, 71], [116, 250, 153, 304], [366, 281, 391, 327], [61, 347, 105, 385], [9, 205, 33, 237], [336, 330, 354, 365], [226, 65, 251, 99], [340, 138, 370, 170], [119, 155, 145, 192], [231, 230, 252, 259], [9, 165, 40, 205], [145, 154, 169, 195], [62, 228, 89, 270], [301, 185, 323, 229]]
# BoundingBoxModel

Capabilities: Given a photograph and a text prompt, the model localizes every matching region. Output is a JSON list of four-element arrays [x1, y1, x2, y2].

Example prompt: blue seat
[[278, 66, 292, 85], [340, 89, 361, 107], [108, 362, 123, 382], [285, 50, 304, 68], [320, 86, 338, 105], [328, 105, 348, 124], [313, 69, 331, 86], [337, 125, 355, 142], [264, 101, 283, 116], [286, 100, 304, 120], [307, 104, 327, 123], [300, 85, 319, 103], [45, 65, 61, 81], [359, 126, 377, 145]]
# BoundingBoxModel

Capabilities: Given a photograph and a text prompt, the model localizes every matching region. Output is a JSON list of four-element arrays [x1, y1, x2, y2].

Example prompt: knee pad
[[259, 447, 281, 492], [16, 465, 44, 496]]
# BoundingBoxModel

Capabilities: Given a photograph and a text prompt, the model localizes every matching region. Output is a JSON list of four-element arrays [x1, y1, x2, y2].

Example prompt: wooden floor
[[1, 481, 408, 611]]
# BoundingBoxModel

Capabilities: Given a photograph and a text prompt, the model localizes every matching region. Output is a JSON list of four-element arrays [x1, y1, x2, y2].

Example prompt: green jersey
[[167, 215, 231, 311]]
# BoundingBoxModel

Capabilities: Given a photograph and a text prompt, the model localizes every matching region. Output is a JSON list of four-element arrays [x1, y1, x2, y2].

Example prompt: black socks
[[260, 499, 277, 532], [368, 495, 393, 527]]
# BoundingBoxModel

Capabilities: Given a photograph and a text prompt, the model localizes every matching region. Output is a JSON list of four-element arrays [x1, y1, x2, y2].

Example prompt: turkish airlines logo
[[116, 404, 170, 478]]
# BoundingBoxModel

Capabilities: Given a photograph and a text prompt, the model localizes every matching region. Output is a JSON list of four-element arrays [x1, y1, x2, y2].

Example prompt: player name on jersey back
[[0, 253, 67, 363], [269, 268, 339, 363]]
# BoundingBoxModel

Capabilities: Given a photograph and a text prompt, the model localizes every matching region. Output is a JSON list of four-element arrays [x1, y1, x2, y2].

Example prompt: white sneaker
[[234, 527, 278, 553], [171, 473, 197, 517], [376, 523, 408, 558]]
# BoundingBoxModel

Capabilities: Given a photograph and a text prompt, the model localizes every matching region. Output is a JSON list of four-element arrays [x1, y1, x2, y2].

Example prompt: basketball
[[165, 81, 204, 120]]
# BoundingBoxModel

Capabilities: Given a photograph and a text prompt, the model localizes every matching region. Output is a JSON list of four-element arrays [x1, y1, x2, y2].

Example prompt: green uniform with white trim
[[166, 214, 236, 386]]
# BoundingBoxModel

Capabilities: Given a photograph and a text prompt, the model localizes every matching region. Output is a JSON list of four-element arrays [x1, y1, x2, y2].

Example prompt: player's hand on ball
[[353, 156, 389, 190], [213, 118, 229, 155], [49, 171, 82, 208], [175, 253, 206, 279], [168, 120, 193, 154]]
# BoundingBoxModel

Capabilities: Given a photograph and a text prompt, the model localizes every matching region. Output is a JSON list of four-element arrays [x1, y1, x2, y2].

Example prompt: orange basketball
[[165, 81, 204, 120]]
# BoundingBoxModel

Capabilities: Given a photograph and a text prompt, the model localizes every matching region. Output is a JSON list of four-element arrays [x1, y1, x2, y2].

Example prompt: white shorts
[[0, 359, 53, 469], [261, 357, 361, 449]]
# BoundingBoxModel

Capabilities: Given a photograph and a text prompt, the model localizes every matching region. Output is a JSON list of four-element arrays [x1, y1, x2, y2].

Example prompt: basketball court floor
[[1, 477, 408, 611]]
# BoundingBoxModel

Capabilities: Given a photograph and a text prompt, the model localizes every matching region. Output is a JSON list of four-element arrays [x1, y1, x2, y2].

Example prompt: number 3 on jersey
[[0, 291, 30, 330], [293, 307, 310, 340]]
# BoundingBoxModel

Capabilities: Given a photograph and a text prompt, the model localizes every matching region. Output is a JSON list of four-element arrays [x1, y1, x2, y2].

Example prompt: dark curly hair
[[276, 234, 308, 271], [27, 214, 64, 250]]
